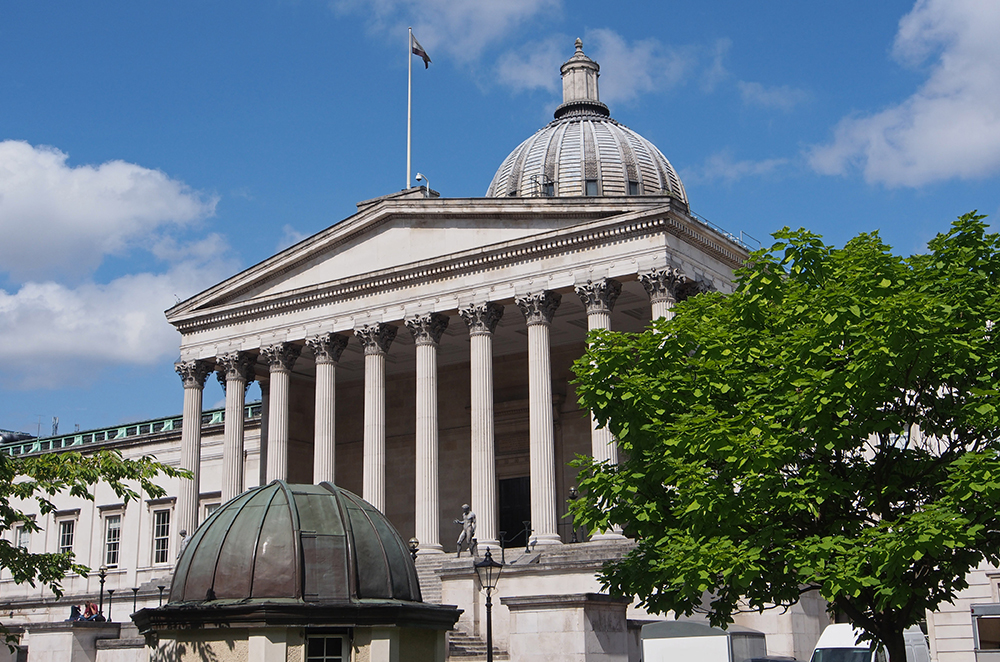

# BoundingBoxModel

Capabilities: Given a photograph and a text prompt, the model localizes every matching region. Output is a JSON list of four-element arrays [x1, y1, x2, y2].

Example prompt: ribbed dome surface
[[169, 481, 421, 604], [485, 114, 687, 201]]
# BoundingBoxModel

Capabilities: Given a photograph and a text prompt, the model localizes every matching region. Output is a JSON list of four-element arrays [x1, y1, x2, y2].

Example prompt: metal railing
[[2, 402, 263, 457], [688, 210, 760, 251]]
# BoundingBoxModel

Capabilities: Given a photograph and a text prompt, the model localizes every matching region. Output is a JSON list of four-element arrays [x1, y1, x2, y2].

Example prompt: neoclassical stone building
[[165, 39, 745, 566]]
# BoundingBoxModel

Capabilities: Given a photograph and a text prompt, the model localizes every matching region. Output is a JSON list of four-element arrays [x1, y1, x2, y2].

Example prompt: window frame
[[152, 508, 171, 565], [57, 518, 75, 556], [103, 513, 122, 568], [306, 635, 350, 662]]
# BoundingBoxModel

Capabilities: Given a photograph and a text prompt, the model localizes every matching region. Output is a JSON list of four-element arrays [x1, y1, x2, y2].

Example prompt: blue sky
[[3, 0, 999, 435]]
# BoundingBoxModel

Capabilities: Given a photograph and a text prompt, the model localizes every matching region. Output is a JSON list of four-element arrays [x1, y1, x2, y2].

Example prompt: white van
[[809, 624, 929, 662]]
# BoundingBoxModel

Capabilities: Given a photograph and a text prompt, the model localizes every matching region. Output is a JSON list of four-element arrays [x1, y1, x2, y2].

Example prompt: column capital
[[261, 342, 301, 373], [460, 302, 504, 336], [575, 278, 622, 314], [175, 360, 212, 389], [306, 333, 349, 365], [406, 313, 449, 346], [516, 290, 562, 326], [640, 267, 686, 305], [355, 323, 397, 356], [215, 351, 255, 392]]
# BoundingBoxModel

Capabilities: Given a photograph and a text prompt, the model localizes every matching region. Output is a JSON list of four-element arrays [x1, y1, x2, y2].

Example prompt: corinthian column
[[355, 323, 397, 512], [640, 267, 685, 320], [261, 342, 301, 483], [176, 359, 211, 538], [216, 352, 255, 502], [516, 290, 562, 546], [461, 302, 504, 552], [575, 278, 625, 540], [307, 333, 348, 484], [406, 313, 449, 554]]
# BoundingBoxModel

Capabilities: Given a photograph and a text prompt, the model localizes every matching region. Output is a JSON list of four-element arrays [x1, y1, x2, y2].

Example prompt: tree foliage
[[571, 213, 1000, 662], [0, 448, 189, 597]]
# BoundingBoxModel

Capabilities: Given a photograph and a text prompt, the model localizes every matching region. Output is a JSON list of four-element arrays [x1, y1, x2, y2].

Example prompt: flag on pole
[[411, 33, 431, 68]]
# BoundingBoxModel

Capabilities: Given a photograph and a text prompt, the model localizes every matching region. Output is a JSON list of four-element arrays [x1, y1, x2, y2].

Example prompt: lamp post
[[157, 585, 166, 606], [107, 589, 114, 622], [474, 549, 503, 662], [131, 587, 139, 614], [408, 537, 420, 561], [97, 566, 108, 618]]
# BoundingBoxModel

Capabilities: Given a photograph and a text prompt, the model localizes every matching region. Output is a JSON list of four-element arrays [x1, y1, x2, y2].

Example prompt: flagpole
[[407, 26, 413, 190]]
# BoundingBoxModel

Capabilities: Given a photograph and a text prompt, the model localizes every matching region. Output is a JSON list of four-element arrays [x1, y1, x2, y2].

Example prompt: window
[[628, 180, 639, 195], [585, 179, 598, 196], [15, 525, 30, 551], [307, 636, 348, 662], [104, 514, 122, 567], [58, 520, 75, 555], [543, 181, 555, 197], [203, 502, 221, 522], [153, 509, 171, 564]]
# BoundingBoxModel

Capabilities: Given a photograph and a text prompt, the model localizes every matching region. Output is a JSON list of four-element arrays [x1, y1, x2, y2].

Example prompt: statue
[[454, 504, 476, 557], [177, 529, 189, 559]]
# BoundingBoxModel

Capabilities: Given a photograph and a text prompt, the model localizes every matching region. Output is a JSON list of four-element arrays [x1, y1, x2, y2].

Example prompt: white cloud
[[276, 224, 309, 252], [496, 30, 694, 105], [682, 150, 789, 185], [0, 140, 217, 282], [333, 0, 560, 64], [808, 0, 1000, 187], [737, 81, 810, 112], [497, 36, 565, 94], [700, 38, 731, 92], [0, 242, 238, 389]]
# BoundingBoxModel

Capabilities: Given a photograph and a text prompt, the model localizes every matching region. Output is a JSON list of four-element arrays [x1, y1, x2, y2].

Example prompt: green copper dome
[[170, 481, 421, 604]]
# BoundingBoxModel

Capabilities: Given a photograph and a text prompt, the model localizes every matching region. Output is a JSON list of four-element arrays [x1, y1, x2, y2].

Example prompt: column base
[[475, 539, 501, 554], [530, 533, 563, 546], [417, 544, 445, 555], [588, 530, 627, 542]]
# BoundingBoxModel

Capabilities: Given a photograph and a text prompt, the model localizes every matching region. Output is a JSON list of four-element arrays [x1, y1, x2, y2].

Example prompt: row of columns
[[174, 268, 696, 550]]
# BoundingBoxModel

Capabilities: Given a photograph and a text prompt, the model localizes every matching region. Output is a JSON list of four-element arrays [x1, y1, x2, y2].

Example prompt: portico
[[168, 193, 744, 554]]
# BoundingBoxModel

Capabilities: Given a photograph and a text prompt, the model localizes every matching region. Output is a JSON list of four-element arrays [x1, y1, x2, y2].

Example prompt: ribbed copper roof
[[170, 481, 421, 604], [486, 39, 687, 202]]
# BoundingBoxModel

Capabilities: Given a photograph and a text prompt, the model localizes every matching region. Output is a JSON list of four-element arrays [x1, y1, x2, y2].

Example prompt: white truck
[[809, 624, 930, 662], [641, 621, 768, 662]]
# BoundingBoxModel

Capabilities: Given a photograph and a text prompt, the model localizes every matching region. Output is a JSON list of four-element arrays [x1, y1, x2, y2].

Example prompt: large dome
[[486, 39, 687, 203], [169, 481, 421, 604]]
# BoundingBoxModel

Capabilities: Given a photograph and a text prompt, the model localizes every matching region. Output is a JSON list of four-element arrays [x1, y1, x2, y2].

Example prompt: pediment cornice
[[168, 202, 745, 336]]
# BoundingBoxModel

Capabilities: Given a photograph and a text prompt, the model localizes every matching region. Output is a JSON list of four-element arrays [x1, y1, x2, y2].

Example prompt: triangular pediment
[[167, 195, 655, 321]]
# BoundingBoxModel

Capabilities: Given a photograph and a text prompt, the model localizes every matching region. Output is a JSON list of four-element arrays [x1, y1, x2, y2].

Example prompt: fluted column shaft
[[461, 302, 505, 552], [517, 291, 562, 545], [407, 314, 449, 554], [308, 333, 348, 485], [217, 352, 255, 503], [262, 343, 301, 483], [576, 279, 621, 466], [576, 279, 625, 540], [258, 380, 269, 487], [176, 360, 211, 538], [356, 323, 397, 513]]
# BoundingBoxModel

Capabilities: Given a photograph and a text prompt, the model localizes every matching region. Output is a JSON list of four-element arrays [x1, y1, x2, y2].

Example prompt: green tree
[[0, 448, 188, 644], [572, 213, 1000, 662]]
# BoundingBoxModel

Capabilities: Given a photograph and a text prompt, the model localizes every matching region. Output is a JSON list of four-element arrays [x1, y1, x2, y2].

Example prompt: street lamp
[[131, 587, 139, 614], [107, 589, 114, 622], [157, 585, 166, 606], [97, 565, 108, 618], [474, 549, 503, 662], [408, 537, 420, 561]]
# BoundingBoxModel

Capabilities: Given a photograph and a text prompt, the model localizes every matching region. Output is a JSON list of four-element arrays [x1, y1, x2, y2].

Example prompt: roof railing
[[1, 402, 263, 457]]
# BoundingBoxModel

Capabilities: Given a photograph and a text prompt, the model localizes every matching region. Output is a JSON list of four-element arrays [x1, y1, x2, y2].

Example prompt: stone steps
[[415, 554, 447, 604], [448, 630, 509, 661]]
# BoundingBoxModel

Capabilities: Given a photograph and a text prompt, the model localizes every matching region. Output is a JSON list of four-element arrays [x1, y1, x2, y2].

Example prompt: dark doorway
[[498, 476, 531, 549]]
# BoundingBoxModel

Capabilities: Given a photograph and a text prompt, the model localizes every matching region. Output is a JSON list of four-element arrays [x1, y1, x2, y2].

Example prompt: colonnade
[[174, 269, 695, 551]]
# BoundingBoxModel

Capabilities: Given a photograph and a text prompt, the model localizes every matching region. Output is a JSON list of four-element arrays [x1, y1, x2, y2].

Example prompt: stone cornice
[[171, 205, 745, 337]]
